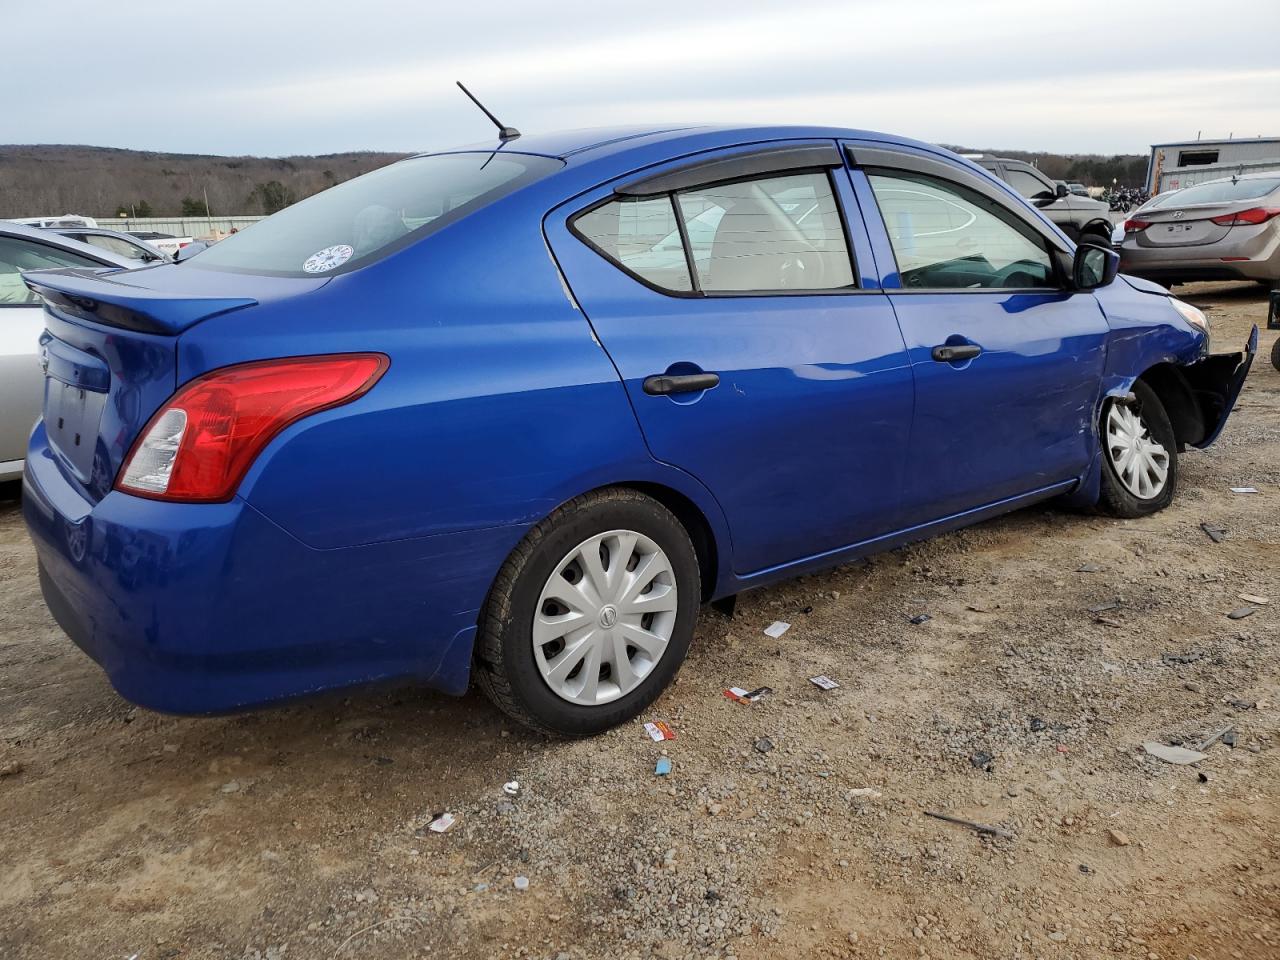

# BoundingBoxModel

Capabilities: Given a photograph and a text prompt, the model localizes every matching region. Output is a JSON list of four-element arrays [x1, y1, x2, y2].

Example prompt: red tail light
[[1210, 207, 1280, 226], [116, 354, 389, 502], [1123, 218, 1151, 233]]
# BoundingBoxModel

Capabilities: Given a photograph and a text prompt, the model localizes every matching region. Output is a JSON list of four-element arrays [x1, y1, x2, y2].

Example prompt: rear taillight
[[1210, 207, 1280, 226], [1123, 218, 1151, 233], [116, 353, 389, 502]]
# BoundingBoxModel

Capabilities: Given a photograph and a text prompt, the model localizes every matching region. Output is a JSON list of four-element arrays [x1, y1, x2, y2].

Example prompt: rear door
[[845, 143, 1109, 523], [546, 142, 915, 575]]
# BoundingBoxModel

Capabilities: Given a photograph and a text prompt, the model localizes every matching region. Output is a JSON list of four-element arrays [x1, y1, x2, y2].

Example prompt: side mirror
[[1073, 243, 1119, 290], [174, 242, 207, 262], [1055, 183, 1070, 198]]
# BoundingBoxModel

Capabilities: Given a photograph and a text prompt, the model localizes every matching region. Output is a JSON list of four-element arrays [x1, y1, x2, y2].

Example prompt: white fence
[[94, 216, 265, 238]]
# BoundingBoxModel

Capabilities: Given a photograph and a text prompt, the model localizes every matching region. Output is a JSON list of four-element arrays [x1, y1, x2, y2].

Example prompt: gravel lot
[[1, 282, 1277, 960]]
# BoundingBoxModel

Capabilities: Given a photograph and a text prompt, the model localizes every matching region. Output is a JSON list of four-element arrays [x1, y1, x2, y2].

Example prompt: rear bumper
[[1120, 232, 1280, 283], [22, 423, 517, 714]]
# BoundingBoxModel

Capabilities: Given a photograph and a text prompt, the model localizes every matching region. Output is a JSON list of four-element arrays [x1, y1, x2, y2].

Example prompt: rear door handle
[[930, 343, 983, 363], [642, 372, 720, 396]]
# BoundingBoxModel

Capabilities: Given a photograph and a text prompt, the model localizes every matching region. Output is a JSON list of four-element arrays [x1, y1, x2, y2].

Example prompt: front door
[[546, 147, 914, 575], [852, 159, 1109, 523]]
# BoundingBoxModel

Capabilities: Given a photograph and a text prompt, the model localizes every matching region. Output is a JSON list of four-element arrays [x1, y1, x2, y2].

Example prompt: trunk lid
[[1132, 201, 1249, 249], [23, 263, 326, 503]]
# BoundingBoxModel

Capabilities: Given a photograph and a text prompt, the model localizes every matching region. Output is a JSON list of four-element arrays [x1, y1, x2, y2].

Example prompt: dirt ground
[[1, 282, 1277, 960]]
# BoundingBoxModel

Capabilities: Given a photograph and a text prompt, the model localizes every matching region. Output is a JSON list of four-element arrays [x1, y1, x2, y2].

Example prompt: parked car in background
[[127, 231, 195, 257], [1119, 173, 1280, 288], [11, 214, 98, 229], [20, 125, 1254, 735], [50, 227, 169, 264], [1066, 182, 1090, 197], [966, 155, 1113, 244], [0, 221, 131, 482]]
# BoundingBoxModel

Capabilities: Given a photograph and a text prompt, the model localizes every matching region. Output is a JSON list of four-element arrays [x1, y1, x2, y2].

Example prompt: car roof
[[1, 219, 134, 266]]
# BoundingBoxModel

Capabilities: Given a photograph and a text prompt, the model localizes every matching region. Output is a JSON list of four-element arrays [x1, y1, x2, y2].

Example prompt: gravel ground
[[0, 281, 1277, 960]]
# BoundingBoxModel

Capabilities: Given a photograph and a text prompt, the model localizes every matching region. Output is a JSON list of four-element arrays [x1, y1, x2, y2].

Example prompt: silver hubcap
[[1106, 402, 1169, 500], [533, 529, 677, 706]]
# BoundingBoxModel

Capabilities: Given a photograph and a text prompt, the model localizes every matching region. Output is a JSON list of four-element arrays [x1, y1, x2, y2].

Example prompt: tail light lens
[[1210, 207, 1280, 226], [117, 353, 389, 502], [1123, 218, 1151, 233]]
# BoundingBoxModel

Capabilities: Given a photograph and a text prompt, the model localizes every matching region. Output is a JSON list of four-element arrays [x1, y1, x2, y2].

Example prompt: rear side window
[[0, 237, 101, 306], [188, 152, 563, 277], [1003, 168, 1054, 200], [573, 168, 854, 295]]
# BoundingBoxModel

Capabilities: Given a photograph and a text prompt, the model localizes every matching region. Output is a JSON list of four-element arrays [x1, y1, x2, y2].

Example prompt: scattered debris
[[923, 810, 1014, 840], [754, 737, 775, 754], [763, 621, 791, 639], [220, 780, 242, 794], [847, 787, 882, 800], [1200, 523, 1227, 543], [1078, 863, 1093, 875], [1228, 699, 1257, 711], [809, 675, 840, 691], [970, 751, 994, 772], [0, 760, 23, 778], [1107, 829, 1131, 847], [1028, 716, 1048, 732], [801, 605, 813, 614], [1229, 486, 1259, 494], [643, 721, 676, 742], [1087, 599, 1122, 614], [1238, 593, 1270, 605], [1196, 726, 1235, 752], [1095, 615, 1124, 628], [907, 613, 932, 625], [1162, 651, 1204, 665], [1142, 742, 1207, 765], [502, 781, 520, 796], [1227, 606, 1257, 620], [654, 757, 672, 777], [513, 876, 529, 891], [1076, 562, 1103, 573], [428, 812, 457, 833], [966, 601, 994, 613], [723, 686, 771, 704], [1222, 730, 1238, 748]]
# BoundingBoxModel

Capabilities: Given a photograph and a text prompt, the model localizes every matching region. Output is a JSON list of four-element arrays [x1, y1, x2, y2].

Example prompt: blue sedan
[[21, 125, 1257, 736]]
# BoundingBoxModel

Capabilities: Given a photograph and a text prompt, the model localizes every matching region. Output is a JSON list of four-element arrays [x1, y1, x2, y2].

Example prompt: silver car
[[1119, 172, 1280, 288], [0, 222, 131, 482]]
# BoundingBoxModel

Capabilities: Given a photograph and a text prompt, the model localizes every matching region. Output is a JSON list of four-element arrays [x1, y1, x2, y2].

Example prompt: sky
[[6, 0, 1278, 158]]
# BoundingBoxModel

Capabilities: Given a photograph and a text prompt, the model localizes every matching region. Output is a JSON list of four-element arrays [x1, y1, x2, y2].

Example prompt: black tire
[[1270, 335, 1280, 373], [473, 488, 700, 737], [1097, 380, 1178, 518]]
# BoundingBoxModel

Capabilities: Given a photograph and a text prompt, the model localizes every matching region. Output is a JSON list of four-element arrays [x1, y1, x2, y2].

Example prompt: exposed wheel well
[[1079, 220, 1113, 243], [616, 482, 719, 602], [1137, 363, 1205, 448]]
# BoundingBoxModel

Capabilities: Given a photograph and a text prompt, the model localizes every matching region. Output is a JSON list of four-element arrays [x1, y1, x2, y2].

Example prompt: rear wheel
[[1097, 380, 1178, 517], [474, 488, 700, 737]]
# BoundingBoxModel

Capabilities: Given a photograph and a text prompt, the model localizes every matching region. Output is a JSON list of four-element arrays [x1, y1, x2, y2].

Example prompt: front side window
[[867, 171, 1056, 290], [1003, 168, 1054, 200], [0, 238, 100, 305], [188, 152, 563, 277], [83, 233, 155, 261], [572, 167, 854, 295]]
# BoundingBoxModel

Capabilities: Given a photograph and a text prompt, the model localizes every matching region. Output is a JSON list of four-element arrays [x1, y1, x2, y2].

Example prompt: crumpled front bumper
[[1181, 325, 1258, 448]]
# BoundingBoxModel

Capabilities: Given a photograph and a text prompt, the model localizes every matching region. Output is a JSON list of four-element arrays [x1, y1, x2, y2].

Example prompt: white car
[[0, 221, 131, 482], [126, 231, 195, 257], [11, 214, 99, 229]]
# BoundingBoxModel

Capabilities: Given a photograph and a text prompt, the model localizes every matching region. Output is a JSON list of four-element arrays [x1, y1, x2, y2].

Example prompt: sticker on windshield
[[302, 244, 354, 273]]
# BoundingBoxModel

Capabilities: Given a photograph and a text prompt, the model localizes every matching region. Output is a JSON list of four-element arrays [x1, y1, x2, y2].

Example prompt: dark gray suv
[[967, 155, 1113, 246]]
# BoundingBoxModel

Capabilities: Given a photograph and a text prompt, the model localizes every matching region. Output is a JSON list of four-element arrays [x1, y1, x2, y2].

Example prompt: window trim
[[568, 165, 863, 299], [862, 166, 1068, 295]]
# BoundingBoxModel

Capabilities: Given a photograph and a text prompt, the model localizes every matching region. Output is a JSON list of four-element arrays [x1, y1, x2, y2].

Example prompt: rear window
[[1149, 177, 1280, 208], [188, 152, 562, 277]]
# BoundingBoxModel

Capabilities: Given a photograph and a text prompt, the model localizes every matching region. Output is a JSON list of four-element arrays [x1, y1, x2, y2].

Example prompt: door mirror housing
[[1055, 182, 1070, 198], [1072, 243, 1119, 290]]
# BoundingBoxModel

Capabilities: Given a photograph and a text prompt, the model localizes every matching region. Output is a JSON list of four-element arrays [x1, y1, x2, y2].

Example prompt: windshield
[[188, 152, 563, 277], [1148, 177, 1280, 209]]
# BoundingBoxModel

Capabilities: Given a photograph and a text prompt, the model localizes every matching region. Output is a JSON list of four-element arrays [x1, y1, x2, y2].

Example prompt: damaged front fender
[[1180, 325, 1258, 449]]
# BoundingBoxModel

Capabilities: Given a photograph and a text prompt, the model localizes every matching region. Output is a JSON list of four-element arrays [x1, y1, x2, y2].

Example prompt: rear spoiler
[[23, 267, 257, 335]]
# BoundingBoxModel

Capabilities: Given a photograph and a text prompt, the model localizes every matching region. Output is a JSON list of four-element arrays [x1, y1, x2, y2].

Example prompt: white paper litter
[[763, 621, 791, 639], [809, 675, 840, 690], [428, 812, 457, 833], [1230, 486, 1259, 494], [1239, 593, 1271, 605]]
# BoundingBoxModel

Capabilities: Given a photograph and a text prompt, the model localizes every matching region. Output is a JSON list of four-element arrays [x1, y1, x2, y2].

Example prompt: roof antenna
[[456, 82, 520, 142]]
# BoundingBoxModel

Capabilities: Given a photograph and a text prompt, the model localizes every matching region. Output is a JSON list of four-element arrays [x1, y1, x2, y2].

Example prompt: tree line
[[0, 145, 407, 219], [948, 145, 1150, 188]]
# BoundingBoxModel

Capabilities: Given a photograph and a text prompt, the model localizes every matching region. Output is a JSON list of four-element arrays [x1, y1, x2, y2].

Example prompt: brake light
[[1210, 207, 1280, 226], [1123, 218, 1151, 233], [116, 354, 389, 502]]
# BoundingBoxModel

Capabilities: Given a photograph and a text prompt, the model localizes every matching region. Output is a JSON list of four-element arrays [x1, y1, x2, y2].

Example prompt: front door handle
[[643, 372, 720, 396], [930, 343, 983, 363]]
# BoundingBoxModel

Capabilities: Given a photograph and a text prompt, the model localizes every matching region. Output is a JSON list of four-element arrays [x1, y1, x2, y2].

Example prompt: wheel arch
[[1079, 217, 1114, 243], [616, 481, 720, 602], [1136, 362, 1207, 448]]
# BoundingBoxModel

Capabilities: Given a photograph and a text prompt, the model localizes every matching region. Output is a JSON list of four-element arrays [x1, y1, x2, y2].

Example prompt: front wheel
[[474, 488, 701, 737], [1097, 380, 1178, 517]]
